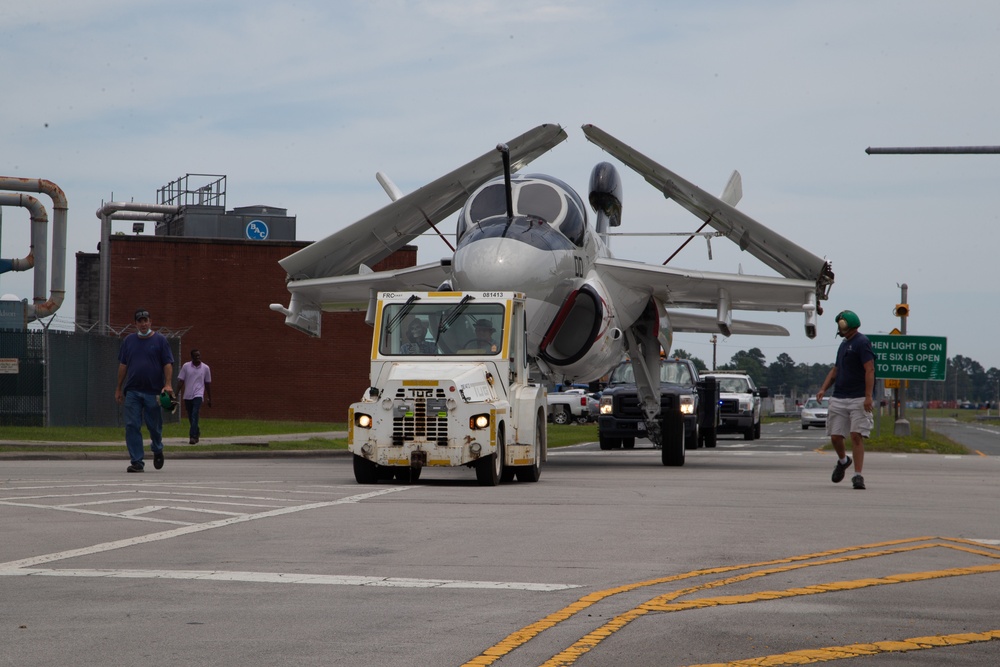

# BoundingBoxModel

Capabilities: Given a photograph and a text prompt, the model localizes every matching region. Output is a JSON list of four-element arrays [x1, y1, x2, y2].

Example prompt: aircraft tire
[[661, 410, 686, 467], [353, 455, 379, 484], [754, 421, 761, 439], [702, 428, 717, 448]]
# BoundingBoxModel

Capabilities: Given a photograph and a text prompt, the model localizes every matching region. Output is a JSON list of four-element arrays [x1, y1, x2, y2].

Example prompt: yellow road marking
[[686, 628, 1000, 666], [462, 537, 1000, 667]]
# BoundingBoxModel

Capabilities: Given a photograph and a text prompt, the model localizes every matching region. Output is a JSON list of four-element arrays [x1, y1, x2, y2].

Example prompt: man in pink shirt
[[177, 349, 212, 444]]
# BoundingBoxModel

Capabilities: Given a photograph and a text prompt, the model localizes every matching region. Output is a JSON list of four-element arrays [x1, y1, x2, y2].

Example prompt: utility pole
[[710, 334, 717, 370], [894, 284, 911, 436]]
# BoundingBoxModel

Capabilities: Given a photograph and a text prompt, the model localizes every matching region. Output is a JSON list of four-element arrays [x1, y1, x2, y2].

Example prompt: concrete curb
[[0, 431, 351, 461], [0, 449, 349, 461]]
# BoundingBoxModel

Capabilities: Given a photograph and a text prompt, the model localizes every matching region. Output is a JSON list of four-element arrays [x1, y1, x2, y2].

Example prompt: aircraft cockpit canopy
[[456, 174, 588, 248]]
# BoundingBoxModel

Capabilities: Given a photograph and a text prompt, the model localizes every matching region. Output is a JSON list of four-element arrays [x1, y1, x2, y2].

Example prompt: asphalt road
[[2, 423, 999, 666]]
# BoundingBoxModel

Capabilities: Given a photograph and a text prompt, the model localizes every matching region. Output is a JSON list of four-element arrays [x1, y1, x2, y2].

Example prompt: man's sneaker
[[126, 464, 144, 473], [189, 438, 196, 444], [852, 474, 866, 490], [832, 456, 852, 483], [154, 451, 164, 470]]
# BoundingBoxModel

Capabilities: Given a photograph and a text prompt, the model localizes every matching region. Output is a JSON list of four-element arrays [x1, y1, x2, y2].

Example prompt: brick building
[[76, 236, 418, 423]]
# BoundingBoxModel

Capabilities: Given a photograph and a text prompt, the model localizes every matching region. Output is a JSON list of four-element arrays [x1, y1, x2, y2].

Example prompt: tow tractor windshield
[[379, 302, 505, 356]]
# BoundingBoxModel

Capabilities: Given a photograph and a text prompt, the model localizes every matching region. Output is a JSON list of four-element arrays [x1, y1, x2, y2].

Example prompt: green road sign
[[868, 334, 948, 381]]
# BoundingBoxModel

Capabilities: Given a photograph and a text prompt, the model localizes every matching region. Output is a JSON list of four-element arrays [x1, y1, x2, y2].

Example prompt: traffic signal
[[894, 303, 910, 317]]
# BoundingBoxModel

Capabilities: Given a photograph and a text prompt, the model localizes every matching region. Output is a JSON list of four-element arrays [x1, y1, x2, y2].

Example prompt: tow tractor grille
[[392, 388, 449, 447]]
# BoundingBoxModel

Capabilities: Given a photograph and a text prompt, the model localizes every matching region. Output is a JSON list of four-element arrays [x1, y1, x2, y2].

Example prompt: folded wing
[[280, 123, 568, 282], [581, 123, 834, 297]]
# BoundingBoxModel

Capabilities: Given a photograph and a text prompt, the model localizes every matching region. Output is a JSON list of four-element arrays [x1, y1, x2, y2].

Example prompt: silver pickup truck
[[547, 389, 598, 425]]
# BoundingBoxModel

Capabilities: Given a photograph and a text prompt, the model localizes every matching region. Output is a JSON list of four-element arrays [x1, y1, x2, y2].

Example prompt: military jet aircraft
[[271, 124, 833, 451]]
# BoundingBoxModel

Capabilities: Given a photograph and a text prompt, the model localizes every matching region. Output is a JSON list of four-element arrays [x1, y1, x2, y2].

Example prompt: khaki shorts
[[826, 397, 873, 438]]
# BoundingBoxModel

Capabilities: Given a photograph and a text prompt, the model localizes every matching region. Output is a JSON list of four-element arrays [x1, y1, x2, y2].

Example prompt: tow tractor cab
[[349, 291, 547, 486]]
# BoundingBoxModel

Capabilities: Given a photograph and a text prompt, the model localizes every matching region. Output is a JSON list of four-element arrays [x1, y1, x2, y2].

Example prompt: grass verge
[[0, 417, 971, 454]]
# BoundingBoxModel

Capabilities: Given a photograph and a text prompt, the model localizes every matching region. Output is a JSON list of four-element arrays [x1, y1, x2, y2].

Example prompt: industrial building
[[2, 174, 414, 426]]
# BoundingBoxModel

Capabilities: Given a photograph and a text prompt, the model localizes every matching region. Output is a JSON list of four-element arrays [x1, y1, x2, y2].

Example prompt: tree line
[[673, 348, 1000, 405]]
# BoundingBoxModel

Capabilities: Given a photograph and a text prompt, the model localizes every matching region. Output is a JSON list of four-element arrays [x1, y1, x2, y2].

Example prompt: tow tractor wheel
[[515, 415, 544, 483], [476, 428, 505, 486], [353, 455, 379, 484]]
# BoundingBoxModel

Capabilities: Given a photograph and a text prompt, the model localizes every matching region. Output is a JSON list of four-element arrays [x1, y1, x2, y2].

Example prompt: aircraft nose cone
[[452, 239, 558, 292], [452, 215, 579, 296]]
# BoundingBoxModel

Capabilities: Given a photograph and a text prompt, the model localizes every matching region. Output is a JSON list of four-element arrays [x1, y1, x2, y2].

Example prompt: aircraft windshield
[[457, 175, 588, 247], [379, 302, 506, 356]]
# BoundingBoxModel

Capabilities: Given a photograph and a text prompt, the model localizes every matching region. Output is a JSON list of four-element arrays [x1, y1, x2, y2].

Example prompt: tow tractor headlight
[[470, 413, 490, 430], [354, 412, 373, 429], [679, 395, 695, 415], [600, 396, 613, 415]]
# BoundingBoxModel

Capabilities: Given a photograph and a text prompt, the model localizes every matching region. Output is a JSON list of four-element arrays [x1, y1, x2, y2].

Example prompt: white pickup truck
[[547, 389, 598, 425]]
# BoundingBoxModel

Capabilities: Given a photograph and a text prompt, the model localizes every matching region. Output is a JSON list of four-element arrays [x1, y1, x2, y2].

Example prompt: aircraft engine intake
[[538, 280, 624, 382]]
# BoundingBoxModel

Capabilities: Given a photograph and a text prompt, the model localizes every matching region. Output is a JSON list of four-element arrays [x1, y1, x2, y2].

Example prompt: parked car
[[547, 389, 599, 424], [700, 371, 767, 440], [801, 396, 830, 429]]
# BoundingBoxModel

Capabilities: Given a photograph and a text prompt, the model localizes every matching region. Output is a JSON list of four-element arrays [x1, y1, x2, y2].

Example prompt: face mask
[[138, 328, 153, 338]]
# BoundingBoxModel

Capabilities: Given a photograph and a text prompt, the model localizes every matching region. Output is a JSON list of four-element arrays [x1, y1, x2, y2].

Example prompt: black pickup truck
[[597, 358, 719, 463]]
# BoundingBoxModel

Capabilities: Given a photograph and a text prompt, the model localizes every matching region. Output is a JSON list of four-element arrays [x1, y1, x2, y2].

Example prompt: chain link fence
[[0, 329, 181, 427]]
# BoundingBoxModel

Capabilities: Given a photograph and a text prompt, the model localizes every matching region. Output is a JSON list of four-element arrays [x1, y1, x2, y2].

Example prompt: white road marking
[[0, 500, 195, 525], [0, 484, 579, 593], [0, 567, 580, 591], [0, 487, 413, 571]]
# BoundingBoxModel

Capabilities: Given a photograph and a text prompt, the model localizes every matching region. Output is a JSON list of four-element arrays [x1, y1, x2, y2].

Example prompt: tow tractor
[[349, 291, 546, 485]]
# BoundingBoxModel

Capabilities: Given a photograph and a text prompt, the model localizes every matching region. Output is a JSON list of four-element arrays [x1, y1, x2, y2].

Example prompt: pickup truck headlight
[[679, 395, 695, 415], [354, 412, 373, 429], [600, 395, 613, 415], [739, 399, 752, 412]]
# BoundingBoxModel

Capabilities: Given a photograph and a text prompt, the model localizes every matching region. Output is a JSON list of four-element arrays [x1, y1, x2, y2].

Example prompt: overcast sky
[[3, 1, 998, 372]]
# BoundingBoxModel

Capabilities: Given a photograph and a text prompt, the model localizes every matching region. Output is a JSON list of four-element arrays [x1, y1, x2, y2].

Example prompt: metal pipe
[[0, 177, 68, 321], [866, 146, 1000, 154], [0, 193, 45, 274], [95, 202, 179, 333]]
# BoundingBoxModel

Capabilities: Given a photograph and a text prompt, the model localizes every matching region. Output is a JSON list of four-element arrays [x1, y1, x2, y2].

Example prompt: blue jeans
[[185, 397, 203, 439], [124, 391, 164, 468]]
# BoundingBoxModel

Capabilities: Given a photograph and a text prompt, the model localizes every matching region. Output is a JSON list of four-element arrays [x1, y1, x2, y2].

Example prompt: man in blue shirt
[[817, 310, 875, 489], [115, 308, 174, 472]]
